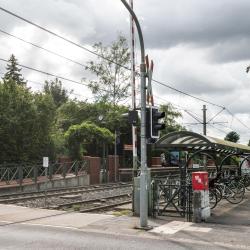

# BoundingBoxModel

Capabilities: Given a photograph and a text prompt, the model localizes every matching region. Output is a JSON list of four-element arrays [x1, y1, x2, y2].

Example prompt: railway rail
[[0, 183, 132, 204], [55, 193, 132, 213]]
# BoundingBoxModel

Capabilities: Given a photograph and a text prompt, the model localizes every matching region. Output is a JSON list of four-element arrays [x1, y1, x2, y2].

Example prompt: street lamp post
[[120, 0, 148, 228]]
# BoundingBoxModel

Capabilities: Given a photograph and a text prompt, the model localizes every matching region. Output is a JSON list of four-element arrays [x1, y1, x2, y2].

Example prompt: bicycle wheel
[[215, 186, 223, 203], [225, 182, 245, 204], [209, 189, 218, 209], [244, 175, 250, 191]]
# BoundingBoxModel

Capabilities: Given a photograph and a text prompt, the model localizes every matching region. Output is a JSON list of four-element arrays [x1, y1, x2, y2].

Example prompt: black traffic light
[[150, 106, 165, 139]]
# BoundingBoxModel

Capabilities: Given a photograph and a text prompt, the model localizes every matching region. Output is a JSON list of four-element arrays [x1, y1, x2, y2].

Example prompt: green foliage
[[65, 121, 114, 159], [3, 54, 26, 86], [0, 79, 55, 162], [159, 103, 185, 136], [43, 78, 71, 108], [56, 100, 130, 134], [224, 131, 240, 143], [85, 35, 130, 105]]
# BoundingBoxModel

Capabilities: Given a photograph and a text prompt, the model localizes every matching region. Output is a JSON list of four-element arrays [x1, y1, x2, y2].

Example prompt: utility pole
[[129, 0, 138, 175], [121, 0, 148, 228], [202, 105, 207, 136]]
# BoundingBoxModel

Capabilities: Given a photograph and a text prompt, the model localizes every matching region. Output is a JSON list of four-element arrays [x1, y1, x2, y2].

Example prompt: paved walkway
[[208, 190, 250, 226]]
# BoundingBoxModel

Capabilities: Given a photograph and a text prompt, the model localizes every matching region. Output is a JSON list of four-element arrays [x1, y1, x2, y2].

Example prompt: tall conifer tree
[[3, 54, 26, 86]]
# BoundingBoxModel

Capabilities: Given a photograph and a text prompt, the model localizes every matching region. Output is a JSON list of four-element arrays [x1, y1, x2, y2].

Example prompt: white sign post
[[43, 157, 49, 168], [43, 157, 49, 207]]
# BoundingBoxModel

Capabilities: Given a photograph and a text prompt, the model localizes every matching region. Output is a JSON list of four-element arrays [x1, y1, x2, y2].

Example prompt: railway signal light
[[146, 106, 166, 140]]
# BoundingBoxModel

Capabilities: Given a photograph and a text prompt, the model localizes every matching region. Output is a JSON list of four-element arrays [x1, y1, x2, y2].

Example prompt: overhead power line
[[1, 6, 249, 131], [0, 28, 87, 68], [0, 5, 229, 111], [225, 108, 250, 130], [207, 107, 225, 123], [0, 57, 90, 88], [0, 57, 131, 106], [0, 6, 131, 71], [152, 79, 225, 109]]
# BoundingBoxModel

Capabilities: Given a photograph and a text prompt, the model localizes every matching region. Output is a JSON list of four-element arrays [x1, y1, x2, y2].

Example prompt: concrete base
[[192, 190, 211, 223]]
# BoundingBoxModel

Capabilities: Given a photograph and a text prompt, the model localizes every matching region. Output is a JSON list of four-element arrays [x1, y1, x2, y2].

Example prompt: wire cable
[[0, 6, 231, 109], [152, 78, 225, 109], [0, 6, 131, 71], [0, 28, 87, 68], [1, 6, 249, 131]]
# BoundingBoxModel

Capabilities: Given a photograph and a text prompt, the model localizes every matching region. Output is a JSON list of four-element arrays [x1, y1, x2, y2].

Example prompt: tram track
[[55, 193, 132, 212], [0, 183, 132, 203]]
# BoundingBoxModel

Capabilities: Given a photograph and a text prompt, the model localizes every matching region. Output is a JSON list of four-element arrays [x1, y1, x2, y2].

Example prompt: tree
[[85, 35, 130, 105], [0, 79, 55, 162], [65, 122, 114, 159], [248, 140, 250, 146], [224, 131, 240, 143], [159, 103, 185, 136], [3, 54, 26, 86], [43, 78, 70, 108], [55, 100, 131, 156]]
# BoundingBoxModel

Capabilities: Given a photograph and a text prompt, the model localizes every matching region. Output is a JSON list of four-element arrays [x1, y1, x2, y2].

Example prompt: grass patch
[[112, 210, 132, 216], [72, 204, 81, 211]]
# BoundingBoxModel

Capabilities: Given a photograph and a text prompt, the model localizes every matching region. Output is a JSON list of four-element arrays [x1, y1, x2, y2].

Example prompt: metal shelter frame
[[154, 131, 250, 173], [151, 131, 250, 221]]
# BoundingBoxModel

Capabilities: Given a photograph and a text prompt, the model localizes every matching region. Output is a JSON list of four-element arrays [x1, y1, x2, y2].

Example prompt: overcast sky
[[0, 0, 250, 143]]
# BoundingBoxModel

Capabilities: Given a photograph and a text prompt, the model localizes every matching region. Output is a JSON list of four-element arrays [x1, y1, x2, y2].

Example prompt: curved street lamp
[[120, 0, 149, 228]]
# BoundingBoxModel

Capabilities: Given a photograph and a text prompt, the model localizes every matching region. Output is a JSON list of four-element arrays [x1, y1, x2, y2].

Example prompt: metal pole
[[115, 130, 117, 182], [121, 0, 148, 228], [203, 105, 207, 136], [129, 0, 138, 174], [45, 167, 48, 207], [202, 105, 207, 170]]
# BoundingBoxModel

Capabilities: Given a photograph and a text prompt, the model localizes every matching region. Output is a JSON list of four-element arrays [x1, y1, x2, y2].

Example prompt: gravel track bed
[[15, 186, 132, 209]]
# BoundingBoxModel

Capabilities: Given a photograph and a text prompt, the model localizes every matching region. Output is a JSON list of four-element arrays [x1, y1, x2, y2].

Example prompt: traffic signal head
[[146, 106, 166, 140], [151, 107, 165, 138]]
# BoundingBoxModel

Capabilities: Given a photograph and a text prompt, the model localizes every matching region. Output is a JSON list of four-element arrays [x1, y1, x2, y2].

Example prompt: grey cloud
[[1, 0, 250, 64], [208, 38, 250, 63]]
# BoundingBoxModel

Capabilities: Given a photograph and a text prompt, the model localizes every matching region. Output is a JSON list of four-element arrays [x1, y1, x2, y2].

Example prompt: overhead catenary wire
[[0, 28, 87, 68], [0, 57, 119, 96], [0, 6, 227, 110], [207, 107, 226, 123], [0, 5, 249, 132], [0, 6, 131, 71], [152, 78, 225, 109], [0, 71, 93, 100], [225, 108, 250, 130]]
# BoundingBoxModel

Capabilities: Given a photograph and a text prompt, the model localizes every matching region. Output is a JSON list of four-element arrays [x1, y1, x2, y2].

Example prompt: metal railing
[[0, 160, 88, 186], [152, 175, 193, 222]]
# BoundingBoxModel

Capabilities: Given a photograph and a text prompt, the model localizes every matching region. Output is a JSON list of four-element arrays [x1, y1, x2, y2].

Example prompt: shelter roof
[[154, 131, 250, 154]]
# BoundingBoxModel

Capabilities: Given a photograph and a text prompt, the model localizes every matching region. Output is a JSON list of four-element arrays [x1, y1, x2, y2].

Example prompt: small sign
[[192, 164, 200, 169], [123, 144, 133, 151], [43, 157, 49, 168]]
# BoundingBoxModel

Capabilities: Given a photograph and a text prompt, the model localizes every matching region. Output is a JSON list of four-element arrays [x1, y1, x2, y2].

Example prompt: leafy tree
[[65, 122, 114, 159], [56, 100, 131, 156], [85, 35, 130, 105], [0, 79, 55, 162], [56, 101, 130, 133], [159, 103, 185, 136], [224, 131, 240, 143], [3, 54, 26, 86], [43, 78, 70, 108], [248, 140, 250, 146]]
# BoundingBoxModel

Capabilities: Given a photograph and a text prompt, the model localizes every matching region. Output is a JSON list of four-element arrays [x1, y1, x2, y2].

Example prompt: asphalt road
[[0, 222, 241, 250]]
